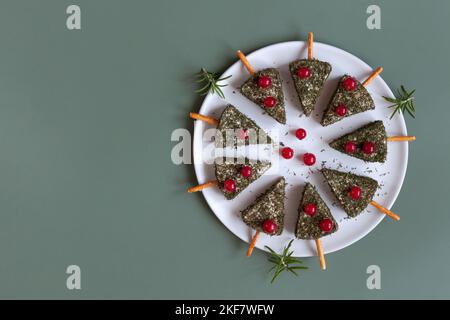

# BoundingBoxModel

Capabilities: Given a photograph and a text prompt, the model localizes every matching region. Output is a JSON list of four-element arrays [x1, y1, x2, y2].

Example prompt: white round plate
[[192, 41, 408, 257]]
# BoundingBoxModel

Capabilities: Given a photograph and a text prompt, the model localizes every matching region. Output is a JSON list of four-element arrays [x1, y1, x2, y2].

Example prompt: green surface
[[0, 0, 447, 299]]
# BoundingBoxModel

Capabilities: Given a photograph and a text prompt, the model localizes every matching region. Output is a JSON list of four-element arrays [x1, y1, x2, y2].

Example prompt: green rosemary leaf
[[265, 246, 277, 255], [268, 265, 277, 273], [270, 267, 284, 284], [389, 110, 396, 120], [268, 257, 281, 265], [195, 68, 230, 99], [285, 256, 301, 262], [407, 89, 416, 98], [408, 100, 416, 112], [281, 240, 292, 257], [266, 239, 307, 284], [289, 266, 308, 270], [384, 85, 416, 119], [218, 75, 232, 81], [287, 268, 299, 276], [405, 106, 415, 118], [195, 83, 211, 93], [382, 96, 398, 103]]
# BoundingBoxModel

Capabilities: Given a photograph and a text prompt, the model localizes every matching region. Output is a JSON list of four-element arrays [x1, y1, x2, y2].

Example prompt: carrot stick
[[370, 200, 400, 221], [315, 238, 326, 270], [308, 32, 314, 60], [362, 67, 383, 87], [188, 180, 218, 193], [236, 50, 256, 76], [189, 112, 219, 126], [246, 230, 260, 257], [387, 136, 416, 142]]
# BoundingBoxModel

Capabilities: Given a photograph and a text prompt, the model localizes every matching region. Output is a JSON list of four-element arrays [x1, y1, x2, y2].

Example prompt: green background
[[0, 0, 447, 299]]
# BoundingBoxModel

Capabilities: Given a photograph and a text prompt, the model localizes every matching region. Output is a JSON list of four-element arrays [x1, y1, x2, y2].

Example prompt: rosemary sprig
[[383, 85, 416, 119], [195, 68, 231, 99], [265, 240, 308, 283]]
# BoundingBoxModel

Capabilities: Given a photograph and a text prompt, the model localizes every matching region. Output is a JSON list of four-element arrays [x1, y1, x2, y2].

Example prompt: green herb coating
[[322, 168, 378, 218], [215, 104, 272, 148], [241, 177, 285, 235], [329, 121, 387, 163], [295, 183, 338, 240], [240, 68, 286, 124], [289, 59, 332, 116], [321, 75, 375, 126], [215, 158, 271, 200]]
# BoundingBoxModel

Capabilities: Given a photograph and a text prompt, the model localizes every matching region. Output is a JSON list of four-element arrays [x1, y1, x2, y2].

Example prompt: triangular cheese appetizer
[[215, 158, 271, 200], [215, 104, 272, 148], [295, 183, 338, 240], [240, 68, 286, 124], [289, 59, 332, 116], [321, 168, 378, 218], [321, 75, 375, 126], [241, 177, 285, 235], [329, 120, 387, 163]]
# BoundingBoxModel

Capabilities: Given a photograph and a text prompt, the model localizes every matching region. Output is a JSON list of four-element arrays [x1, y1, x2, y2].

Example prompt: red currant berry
[[349, 186, 362, 200], [295, 128, 307, 140], [303, 153, 316, 166], [223, 179, 236, 192], [263, 96, 277, 108], [239, 129, 248, 140], [342, 77, 357, 91], [303, 203, 317, 216], [362, 141, 375, 155], [335, 104, 347, 117], [319, 218, 334, 232], [262, 219, 278, 234], [345, 141, 357, 153], [297, 67, 311, 79], [240, 166, 252, 178], [258, 76, 272, 88], [281, 147, 294, 159]]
